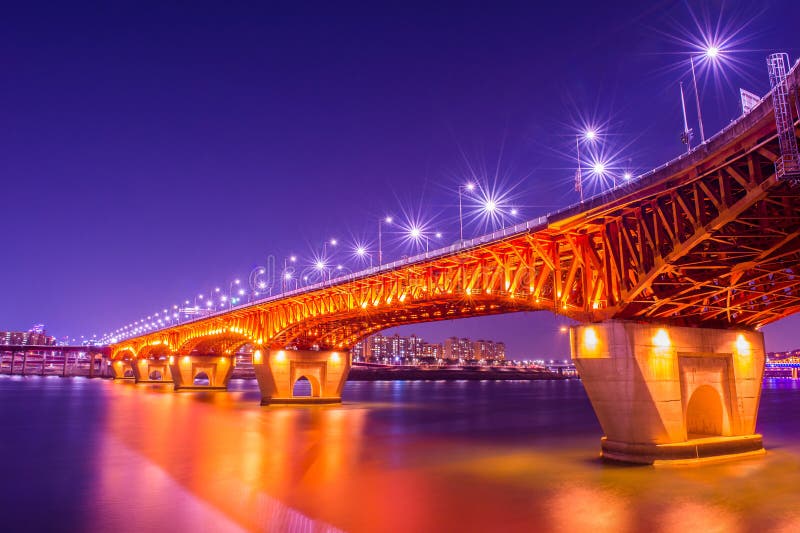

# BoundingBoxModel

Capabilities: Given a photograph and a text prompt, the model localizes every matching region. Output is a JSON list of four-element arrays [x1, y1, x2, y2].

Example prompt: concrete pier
[[168, 355, 234, 391], [571, 321, 765, 465], [254, 349, 350, 405], [131, 358, 173, 384]]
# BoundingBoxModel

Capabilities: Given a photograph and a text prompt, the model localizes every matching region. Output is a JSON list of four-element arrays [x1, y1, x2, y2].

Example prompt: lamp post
[[575, 129, 597, 203], [282, 255, 296, 292], [378, 216, 392, 265], [689, 45, 720, 145], [319, 239, 337, 282], [458, 183, 475, 241], [228, 279, 240, 310]]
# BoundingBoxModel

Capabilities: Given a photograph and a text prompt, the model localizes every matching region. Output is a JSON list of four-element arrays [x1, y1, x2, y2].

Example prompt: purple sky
[[2, 1, 800, 357]]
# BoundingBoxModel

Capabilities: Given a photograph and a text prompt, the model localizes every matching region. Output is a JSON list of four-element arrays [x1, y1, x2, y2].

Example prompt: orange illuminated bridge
[[109, 57, 800, 464]]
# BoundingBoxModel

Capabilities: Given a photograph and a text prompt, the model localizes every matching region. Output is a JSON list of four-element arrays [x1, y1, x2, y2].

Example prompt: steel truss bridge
[[100, 56, 800, 464], [113, 61, 800, 360]]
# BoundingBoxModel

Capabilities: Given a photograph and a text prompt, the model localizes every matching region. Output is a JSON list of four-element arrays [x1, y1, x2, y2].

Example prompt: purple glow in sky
[[1, 1, 799, 355]]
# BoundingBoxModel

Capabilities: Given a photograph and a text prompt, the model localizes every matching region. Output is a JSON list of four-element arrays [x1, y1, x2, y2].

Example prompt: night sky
[[3, 1, 800, 357]]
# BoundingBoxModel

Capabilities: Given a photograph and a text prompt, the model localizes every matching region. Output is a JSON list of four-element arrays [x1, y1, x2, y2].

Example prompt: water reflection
[[0, 377, 799, 532]]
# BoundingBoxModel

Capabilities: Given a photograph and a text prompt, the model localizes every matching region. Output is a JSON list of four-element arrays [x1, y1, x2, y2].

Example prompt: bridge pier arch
[[131, 358, 173, 384], [571, 320, 765, 465], [253, 349, 350, 405], [110, 359, 135, 380], [167, 355, 234, 391]]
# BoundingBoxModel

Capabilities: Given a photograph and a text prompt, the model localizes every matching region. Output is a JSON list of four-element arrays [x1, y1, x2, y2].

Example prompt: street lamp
[[409, 227, 440, 252], [228, 279, 240, 309], [690, 44, 722, 145], [314, 259, 327, 282], [458, 183, 476, 241], [355, 245, 373, 267], [282, 255, 296, 292], [378, 216, 392, 265], [575, 129, 598, 203]]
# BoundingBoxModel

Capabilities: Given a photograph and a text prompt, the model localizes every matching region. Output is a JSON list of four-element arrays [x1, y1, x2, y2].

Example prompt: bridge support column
[[254, 349, 350, 405], [110, 359, 135, 380], [792, 367, 798, 380], [131, 358, 173, 384], [168, 355, 234, 391], [571, 321, 765, 465]]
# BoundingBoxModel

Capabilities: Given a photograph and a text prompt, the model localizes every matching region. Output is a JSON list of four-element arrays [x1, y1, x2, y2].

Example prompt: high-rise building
[[353, 333, 506, 362], [1, 325, 56, 346]]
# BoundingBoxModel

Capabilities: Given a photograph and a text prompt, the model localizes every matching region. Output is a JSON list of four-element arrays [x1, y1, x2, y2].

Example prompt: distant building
[[353, 333, 508, 363], [1, 325, 56, 346], [444, 337, 474, 360]]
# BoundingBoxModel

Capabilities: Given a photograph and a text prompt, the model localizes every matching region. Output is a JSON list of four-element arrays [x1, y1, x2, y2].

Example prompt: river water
[[0, 376, 798, 532]]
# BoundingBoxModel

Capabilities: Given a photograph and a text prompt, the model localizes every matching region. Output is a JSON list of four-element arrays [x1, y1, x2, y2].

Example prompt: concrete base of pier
[[131, 358, 173, 384], [254, 349, 350, 405], [601, 434, 765, 465], [571, 320, 765, 465], [168, 355, 234, 391]]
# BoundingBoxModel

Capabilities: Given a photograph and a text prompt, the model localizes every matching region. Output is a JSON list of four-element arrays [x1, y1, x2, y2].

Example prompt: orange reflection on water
[[83, 380, 800, 532]]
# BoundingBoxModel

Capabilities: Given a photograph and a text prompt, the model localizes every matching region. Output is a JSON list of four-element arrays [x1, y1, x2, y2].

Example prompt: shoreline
[[346, 366, 569, 381]]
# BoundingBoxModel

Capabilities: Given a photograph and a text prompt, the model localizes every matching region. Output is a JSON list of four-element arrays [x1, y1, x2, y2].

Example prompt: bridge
[[104, 55, 800, 464]]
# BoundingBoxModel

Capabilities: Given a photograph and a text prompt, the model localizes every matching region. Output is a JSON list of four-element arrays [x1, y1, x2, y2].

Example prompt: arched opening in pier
[[123, 369, 134, 378], [686, 385, 724, 438], [193, 371, 211, 386], [292, 375, 320, 397], [149, 370, 163, 381]]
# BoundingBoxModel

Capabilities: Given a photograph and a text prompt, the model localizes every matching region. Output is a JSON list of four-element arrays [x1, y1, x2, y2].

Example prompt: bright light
[[290, 255, 297, 262], [409, 227, 421, 239], [315, 260, 325, 270], [238, 289, 245, 295], [583, 129, 597, 141], [736, 334, 751, 356], [623, 172, 632, 180], [510, 208, 518, 216], [330, 239, 337, 246], [482, 199, 497, 213], [705, 45, 720, 59], [215, 287, 220, 292], [206, 300, 213, 307], [258, 281, 267, 289], [234, 279, 240, 284], [356, 246, 366, 256], [592, 161, 606, 175], [653, 329, 671, 348], [583, 328, 599, 350], [284, 272, 292, 280], [466, 182, 475, 191], [275, 351, 287, 363], [435, 232, 442, 239], [384, 216, 393, 224], [259, 268, 265, 274], [336, 265, 343, 270]]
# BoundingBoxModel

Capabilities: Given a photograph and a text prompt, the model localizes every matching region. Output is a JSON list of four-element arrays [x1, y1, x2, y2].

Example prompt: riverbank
[[347, 365, 567, 381]]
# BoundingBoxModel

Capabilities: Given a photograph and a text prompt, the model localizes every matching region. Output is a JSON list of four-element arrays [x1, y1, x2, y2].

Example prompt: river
[[0, 376, 798, 532]]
